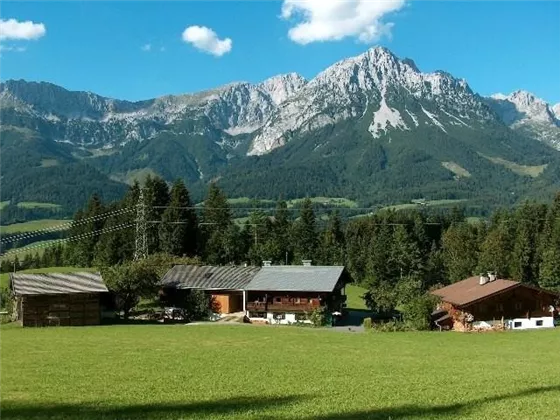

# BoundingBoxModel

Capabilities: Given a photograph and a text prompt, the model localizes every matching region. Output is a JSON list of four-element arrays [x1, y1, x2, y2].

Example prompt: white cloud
[[0, 45, 27, 52], [141, 43, 152, 52], [181, 25, 232, 57], [281, 0, 406, 45], [0, 18, 46, 41]]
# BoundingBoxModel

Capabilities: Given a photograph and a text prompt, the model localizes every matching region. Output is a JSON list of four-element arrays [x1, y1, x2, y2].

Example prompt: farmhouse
[[160, 260, 349, 324], [431, 273, 558, 331], [160, 265, 261, 314], [10, 272, 109, 327], [244, 262, 349, 324]]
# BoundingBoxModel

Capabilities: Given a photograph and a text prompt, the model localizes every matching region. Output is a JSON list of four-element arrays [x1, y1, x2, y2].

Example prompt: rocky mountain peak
[[258, 72, 307, 105], [553, 103, 560, 120]]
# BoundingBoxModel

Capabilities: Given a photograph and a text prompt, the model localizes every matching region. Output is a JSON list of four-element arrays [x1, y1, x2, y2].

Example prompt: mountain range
[[1, 46, 559, 215]]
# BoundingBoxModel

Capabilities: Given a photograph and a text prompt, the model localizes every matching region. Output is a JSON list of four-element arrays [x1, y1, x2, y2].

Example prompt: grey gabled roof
[[245, 266, 345, 292], [10, 272, 108, 296], [160, 265, 261, 290]]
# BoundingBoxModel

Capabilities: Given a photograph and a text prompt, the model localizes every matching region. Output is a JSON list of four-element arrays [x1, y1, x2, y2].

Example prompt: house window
[[273, 313, 285, 320], [295, 313, 307, 321], [514, 302, 523, 310], [514, 321, 522, 328], [295, 297, 301, 304], [274, 297, 282, 303], [250, 312, 267, 319], [495, 303, 503, 312], [536, 320, 543, 327]]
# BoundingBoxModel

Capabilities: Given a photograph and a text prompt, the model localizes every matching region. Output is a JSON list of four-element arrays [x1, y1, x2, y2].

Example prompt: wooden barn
[[431, 273, 559, 331], [10, 272, 109, 327]]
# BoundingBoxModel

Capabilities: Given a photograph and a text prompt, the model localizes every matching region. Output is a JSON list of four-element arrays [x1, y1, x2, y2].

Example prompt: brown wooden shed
[[10, 272, 109, 327]]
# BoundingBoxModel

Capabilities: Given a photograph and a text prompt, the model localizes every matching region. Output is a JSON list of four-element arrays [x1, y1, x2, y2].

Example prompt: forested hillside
[[3, 177, 559, 315]]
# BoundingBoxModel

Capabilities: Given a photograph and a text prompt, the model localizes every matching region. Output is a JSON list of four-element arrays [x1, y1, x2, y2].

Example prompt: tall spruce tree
[[159, 179, 198, 256], [292, 198, 317, 262], [318, 211, 345, 265], [144, 175, 171, 253], [201, 183, 234, 264]]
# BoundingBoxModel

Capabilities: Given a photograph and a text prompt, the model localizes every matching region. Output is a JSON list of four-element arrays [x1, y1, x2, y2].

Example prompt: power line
[[0, 222, 135, 258], [0, 207, 134, 245]]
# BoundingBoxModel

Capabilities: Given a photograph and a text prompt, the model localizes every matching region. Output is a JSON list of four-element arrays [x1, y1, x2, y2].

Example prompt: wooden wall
[[464, 286, 556, 321], [21, 293, 101, 327]]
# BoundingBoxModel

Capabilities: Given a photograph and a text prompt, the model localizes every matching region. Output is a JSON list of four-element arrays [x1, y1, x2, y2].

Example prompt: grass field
[[345, 283, 368, 310], [1, 324, 559, 420], [379, 199, 468, 212], [479, 154, 547, 178], [16, 202, 62, 210], [0, 240, 54, 262], [0, 219, 70, 235]]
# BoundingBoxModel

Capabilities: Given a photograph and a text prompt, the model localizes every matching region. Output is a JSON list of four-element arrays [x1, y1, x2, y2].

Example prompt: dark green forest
[[3, 175, 560, 315]]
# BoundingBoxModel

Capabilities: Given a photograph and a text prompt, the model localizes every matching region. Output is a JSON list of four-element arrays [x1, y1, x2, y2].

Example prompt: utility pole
[[134, 189, 148, 261]]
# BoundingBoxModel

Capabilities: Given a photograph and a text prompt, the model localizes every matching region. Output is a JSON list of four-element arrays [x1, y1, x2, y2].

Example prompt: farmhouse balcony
[[246, 301, 322, 313]]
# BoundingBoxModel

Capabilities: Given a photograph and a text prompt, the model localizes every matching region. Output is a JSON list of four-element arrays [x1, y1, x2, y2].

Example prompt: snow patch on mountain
[[369, 90, 408, 138], [420, 106, 447, 133], [441, 109, 470, 128], [405, 109, 419, 127]]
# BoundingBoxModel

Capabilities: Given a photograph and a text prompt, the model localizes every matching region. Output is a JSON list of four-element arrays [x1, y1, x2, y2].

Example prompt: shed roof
[[245, 266, 345, 292], [160, 265, 261, 290], [10, 272, 108, 296], [431, 276, 520, 307]]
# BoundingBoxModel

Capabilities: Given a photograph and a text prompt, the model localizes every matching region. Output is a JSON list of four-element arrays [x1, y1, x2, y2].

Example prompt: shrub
[[309, 307, 326, 327], [401, 293, 439, 331], [362, 317, 373, 330], [372, 320, 411, 332]]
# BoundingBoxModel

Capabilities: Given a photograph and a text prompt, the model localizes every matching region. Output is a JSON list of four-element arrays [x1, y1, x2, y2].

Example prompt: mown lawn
[[1, 324, 559, 420]]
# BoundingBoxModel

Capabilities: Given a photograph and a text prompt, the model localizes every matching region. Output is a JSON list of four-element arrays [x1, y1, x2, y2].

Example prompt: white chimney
[[302, 260, 312, 266], [488, 272, 496, 282], [479, 274, 488, 285], [263, 261, 271, 267]]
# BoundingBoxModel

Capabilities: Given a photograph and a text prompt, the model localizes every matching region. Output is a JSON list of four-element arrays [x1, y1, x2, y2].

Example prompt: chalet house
[[431, 273, 558, 331], [244, 263, 349, 324], [160, 260, 349, 324], [159, 265, 261, 314], [10, 272, 109, 327]]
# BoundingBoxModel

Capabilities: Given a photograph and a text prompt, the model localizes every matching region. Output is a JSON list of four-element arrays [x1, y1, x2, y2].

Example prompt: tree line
[[2, 175, 559, 315]]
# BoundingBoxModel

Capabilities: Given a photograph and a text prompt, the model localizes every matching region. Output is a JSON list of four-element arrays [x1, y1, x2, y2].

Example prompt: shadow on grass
[[293, 384, 560, 420], [3, 385, 559, 420], [1, 395, 306, 420]]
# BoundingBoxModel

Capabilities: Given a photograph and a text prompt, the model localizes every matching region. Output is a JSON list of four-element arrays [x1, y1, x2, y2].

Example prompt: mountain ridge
[[1, 46, 559, 213]]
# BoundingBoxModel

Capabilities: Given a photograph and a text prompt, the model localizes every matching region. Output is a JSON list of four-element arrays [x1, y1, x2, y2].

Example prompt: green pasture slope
[[0, 219, 70, 235], [1, 324, 559, 420]]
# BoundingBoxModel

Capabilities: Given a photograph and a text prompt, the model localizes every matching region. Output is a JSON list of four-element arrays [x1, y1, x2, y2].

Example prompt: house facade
[[10, 272, 109, 327], [160, 261, 349, 324], [431, 274, 558, 331], [244, 264, 348, 324]]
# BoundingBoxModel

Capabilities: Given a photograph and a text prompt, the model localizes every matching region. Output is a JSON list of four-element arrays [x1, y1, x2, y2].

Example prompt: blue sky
[[1, 1, 559, 104]]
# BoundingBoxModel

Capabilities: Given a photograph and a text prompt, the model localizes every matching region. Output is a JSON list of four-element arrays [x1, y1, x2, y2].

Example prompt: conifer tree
[[292, 198, 317, 262], [159, 179, 198, 256]]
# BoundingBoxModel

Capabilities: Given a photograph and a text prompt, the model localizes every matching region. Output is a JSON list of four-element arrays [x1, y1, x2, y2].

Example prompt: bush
[[362, 317, 373, 330], [401, 293, 439, 331], [371, 320, 411, 332], [181, 290, 211, 322], [309, 307, 326, 327]]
